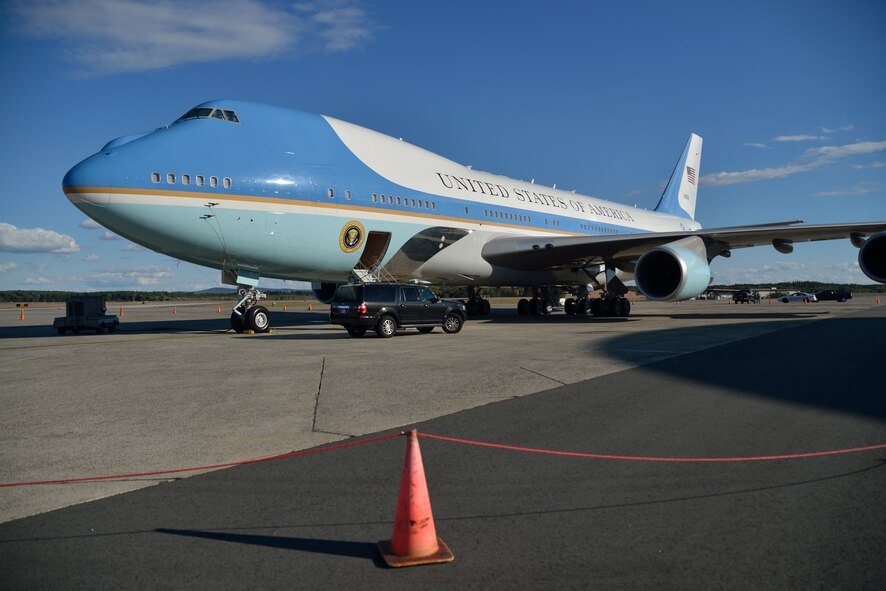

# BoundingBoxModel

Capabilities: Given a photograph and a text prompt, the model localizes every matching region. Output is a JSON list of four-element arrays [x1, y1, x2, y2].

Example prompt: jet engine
[[634, 236, 711, 301], [858, 231, 886, 283], [311, 281, 340, 304]]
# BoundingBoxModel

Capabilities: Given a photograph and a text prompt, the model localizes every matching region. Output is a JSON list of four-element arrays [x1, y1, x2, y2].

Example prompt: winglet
[[654, 133, 703, 220]]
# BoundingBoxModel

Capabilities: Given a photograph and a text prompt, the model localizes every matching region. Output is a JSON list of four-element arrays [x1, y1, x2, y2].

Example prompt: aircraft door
[[356, 231, 391, 271]]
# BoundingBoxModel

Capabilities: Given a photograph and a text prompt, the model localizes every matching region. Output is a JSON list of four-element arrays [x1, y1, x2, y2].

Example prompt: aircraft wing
[[480, 221, 886, 271]]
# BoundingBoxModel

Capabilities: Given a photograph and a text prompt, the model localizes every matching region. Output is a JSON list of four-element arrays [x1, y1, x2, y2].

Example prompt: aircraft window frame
[[151, 172, 160, 183], [223, 177, 232, 189], [182, 174, 191, 185], [222, 110, 240, 123], [196, 175, 204, 186], [327, 188, 334, 198], [396, 196, 402, 206], [346, 190, 351, 201], [211, 109, 225, 121], [210, 176, 218, 187], [372, 193, 378, 203], [167, 173, 175, 184], [431, 202, 436, 210]]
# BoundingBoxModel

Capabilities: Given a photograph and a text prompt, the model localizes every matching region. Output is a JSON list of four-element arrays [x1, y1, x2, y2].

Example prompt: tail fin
[[654, 133, 703, 220]]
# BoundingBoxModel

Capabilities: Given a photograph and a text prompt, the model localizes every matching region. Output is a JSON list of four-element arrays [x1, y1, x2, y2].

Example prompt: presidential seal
[[339, 221, 365, 253]]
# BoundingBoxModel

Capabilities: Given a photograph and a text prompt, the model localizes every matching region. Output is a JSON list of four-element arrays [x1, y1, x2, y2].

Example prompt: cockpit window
[[177, 107, 240, 123]]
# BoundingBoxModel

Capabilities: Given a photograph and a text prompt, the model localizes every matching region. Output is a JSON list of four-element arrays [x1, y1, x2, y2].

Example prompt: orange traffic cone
[[769, 298, 772, 305], [378, 430, 454, 568], [283, 304, 287, 312], [877, 296, 881, 304], [217, 305, 222, 313], [119, 307, 124, 317], [20, 308, 25, 320], [173, 307, 177, 315], [308, 303, 312, 311]]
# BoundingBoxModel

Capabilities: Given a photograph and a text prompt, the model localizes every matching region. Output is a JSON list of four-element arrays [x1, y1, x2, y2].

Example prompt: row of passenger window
[[579, 223, 618, 234], [371, 193, 437, 211], [152, 172, 232, 189], [484, 209, 532, 223]]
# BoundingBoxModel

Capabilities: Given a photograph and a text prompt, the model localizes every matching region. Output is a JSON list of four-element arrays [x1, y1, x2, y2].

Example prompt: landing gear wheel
[[376, 315, 397, 338], [517, 298, 530, 315], [619, 298, 632, 317], [442, 313, 463, 334], [247, 306, 271, 333], [578, 298, 591, 315], [531, 298, 545, 315], [417, 326, 434, 334], [230, 312, 245, 333], [346, 327, 367, 337], [565, 298, 576, 315], [590, 298, 603, 316]]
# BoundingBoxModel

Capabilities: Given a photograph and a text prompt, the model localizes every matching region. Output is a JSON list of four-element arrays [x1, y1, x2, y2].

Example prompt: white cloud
[[814, 183, 880, 197], [9, 0, 378, 76], [122, 242, 147, 251], [23, 276, 52, 285], [701, 140, 886, 187], [79, 218, 102, 229], [850, 161, 886, 170], [90, 265, 173, 286], [743, 142, 769, 149], [0, 222, 80, 253], [99, 231, 122, 240], [774, 135, 825, 142], [83, 254, 100, 261], [0, 262, 19, 273]]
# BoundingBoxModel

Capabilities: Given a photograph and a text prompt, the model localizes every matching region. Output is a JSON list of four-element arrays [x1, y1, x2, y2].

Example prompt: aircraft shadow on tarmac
[[593, 314, 886, 420], [154, 529, 386, 567]]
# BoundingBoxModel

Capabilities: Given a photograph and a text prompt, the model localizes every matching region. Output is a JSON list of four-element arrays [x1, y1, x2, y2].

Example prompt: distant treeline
[[2, 281, 883, 303], [0, 290, 313, 303]]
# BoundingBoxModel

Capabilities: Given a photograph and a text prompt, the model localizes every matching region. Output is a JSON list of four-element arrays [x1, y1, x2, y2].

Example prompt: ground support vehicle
[[53, 296, 119, 335]]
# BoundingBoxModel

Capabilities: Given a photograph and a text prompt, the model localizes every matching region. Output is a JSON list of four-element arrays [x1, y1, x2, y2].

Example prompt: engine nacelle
[[311, 281, 340, 304], [858, 231, 886, 283], [635, 236, 712, 301]]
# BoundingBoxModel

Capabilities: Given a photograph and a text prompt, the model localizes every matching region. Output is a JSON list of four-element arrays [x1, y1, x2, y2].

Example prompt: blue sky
[[0, 0, 884, 291]]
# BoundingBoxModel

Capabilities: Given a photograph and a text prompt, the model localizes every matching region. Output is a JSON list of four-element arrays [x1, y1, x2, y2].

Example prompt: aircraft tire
[[247, 306, 271, 333], [564, 298, 575, 315], [531, 298, 545, 315], [517, 298, 530, 315], [230, 311, 245, 333]]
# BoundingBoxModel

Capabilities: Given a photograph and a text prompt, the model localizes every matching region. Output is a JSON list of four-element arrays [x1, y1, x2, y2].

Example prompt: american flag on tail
[[686, 166, 697, 185]]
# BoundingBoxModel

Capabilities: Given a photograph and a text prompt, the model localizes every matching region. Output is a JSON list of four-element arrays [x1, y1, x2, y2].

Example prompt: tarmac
[[1, 297, 884, 588]]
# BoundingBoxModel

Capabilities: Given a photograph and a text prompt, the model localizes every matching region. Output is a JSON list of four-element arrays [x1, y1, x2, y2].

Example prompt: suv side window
[[418, 287, 437, 302], [401, 287, 420, 301], [364, 285, 397, 302]]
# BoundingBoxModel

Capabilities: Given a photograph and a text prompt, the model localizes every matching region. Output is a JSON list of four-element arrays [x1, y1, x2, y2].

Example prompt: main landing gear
[[230, 286, 271, 333], [516, 287, 556, 316], [563, 295, 631, 317], [463, 287, 491, 317]]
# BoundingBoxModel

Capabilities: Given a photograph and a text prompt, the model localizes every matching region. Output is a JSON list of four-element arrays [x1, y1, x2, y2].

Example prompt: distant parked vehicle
[[732, 289, 761, 304], [779, 292, 818, 303], [814, 289, 852, 302]]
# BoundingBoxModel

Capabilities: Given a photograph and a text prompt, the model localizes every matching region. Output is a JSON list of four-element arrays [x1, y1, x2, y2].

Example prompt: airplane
[[63, 100, 886, 333]]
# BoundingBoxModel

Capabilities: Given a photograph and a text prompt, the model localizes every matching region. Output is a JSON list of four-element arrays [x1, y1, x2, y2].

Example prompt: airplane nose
[[63, 153, 111, 220]]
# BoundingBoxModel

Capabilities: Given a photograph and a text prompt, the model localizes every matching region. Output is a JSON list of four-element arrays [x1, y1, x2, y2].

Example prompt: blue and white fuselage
[[64, 101, 699, 287], [64, 100, 886, 328]]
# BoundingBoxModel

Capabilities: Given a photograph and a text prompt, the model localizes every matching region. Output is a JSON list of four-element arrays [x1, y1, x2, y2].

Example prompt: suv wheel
[[376, 315, 397, 338], [442, 313, 463, 334]]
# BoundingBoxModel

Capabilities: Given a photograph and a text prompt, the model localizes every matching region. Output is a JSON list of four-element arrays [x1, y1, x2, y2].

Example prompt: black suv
[[329, 283, 466, 338], [814, 289, 852, 302], [732, 289, 761, 304]]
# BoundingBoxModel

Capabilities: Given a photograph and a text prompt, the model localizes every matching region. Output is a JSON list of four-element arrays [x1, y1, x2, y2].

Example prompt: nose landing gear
[[231, 286, 271, 333]]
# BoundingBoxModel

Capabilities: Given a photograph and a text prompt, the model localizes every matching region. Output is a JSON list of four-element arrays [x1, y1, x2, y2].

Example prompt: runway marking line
[[3, 432, 886, 488]]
